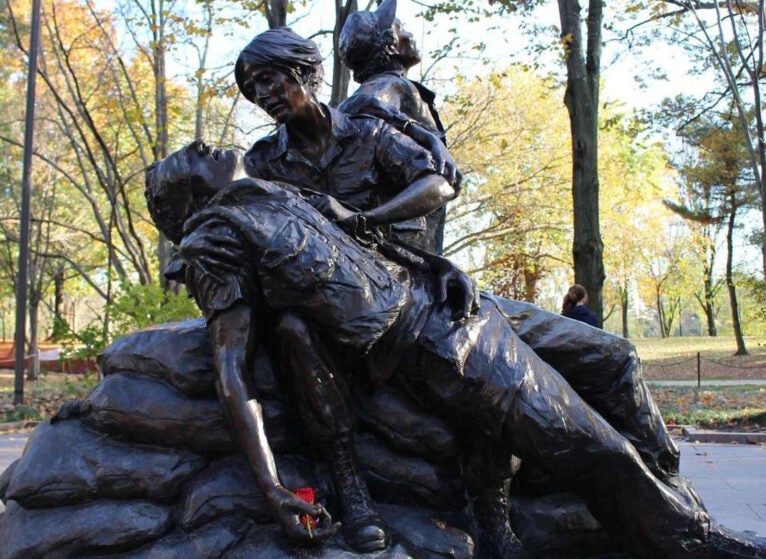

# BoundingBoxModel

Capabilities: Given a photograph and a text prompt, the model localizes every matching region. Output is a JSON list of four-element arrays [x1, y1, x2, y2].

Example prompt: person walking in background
[[562, 284, 599, 328]]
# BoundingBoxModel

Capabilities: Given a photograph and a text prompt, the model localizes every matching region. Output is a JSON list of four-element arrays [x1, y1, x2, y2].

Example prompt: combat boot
[[329, 435, 389, 552]]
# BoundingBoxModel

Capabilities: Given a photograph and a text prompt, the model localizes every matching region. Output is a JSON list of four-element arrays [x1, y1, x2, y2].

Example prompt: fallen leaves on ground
[[652, 386, 766, 431]]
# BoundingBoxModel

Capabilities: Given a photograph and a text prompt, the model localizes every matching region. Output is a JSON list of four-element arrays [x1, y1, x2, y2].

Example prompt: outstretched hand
[[269, 485, 338, 545]]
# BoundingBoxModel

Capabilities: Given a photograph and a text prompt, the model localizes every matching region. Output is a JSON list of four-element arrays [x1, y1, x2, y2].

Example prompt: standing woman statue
[[338, 0, 456, 254]]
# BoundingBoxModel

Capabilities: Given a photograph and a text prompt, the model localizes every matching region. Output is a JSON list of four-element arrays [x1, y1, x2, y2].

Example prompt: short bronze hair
[[338, 0, 397, 78], [145, 143, 196, 245]]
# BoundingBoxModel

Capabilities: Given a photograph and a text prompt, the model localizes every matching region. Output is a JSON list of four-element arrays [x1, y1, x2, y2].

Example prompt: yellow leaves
[[442, 64, 572, 273], [561, 33, 574, 46]]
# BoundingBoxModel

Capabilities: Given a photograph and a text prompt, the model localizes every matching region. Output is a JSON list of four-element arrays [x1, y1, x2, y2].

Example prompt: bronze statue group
[[144, 1, 766, 557]]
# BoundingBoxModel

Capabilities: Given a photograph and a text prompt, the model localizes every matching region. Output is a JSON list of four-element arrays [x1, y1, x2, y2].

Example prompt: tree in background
[[442, 68, 571, 300], [418, 0, 608, 321], [599, 112, 677, 338], [662, 108, 758, 353], [637, 221, 696, 338], [554, 0, 606, 326], [630, 0, 766, 284], [0, 0, 205, 386], [660, 100, 727, 337]]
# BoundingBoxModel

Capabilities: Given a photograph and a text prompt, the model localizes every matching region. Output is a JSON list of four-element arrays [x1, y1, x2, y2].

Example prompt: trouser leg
[[398, 314, 709, 559], [273, 312, 388, 552], [273, 312, 354, 443], [493, 297, 680, 479], [506, 362, 709, 559]]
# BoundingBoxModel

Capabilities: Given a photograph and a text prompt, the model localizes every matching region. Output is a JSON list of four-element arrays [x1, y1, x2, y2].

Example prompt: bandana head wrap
[[235, 28, 324, 103]]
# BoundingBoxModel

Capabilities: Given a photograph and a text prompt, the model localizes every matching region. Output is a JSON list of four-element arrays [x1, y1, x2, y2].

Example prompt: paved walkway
[[1, 433, 765, 536], [680, 441, 766, 535], [0, 432, 27, 515]]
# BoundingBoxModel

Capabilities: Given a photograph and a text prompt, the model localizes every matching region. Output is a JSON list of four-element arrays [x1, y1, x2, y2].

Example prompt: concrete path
[[0, 432, 27, 515], [680, 441, 766, 535], [1, 432, 765, 537]]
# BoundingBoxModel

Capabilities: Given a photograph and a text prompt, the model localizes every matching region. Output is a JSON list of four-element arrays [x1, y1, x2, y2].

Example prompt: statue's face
[[393, 20, 420, 69], [240, 63, 312, 124], [188, 141, 244, 194]]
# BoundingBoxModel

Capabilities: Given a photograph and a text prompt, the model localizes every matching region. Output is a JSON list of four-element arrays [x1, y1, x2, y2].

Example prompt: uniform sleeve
[[373, 121, 438, 191], [340, 94, 411, 130], [178, 218, 250, 321]]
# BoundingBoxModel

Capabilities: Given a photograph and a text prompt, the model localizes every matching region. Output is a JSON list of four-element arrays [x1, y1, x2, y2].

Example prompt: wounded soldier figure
[[145, 139, 766, 559]]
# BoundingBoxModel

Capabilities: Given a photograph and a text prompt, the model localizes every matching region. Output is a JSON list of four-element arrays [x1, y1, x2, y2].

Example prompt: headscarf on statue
[[235, 28, 324, 102]]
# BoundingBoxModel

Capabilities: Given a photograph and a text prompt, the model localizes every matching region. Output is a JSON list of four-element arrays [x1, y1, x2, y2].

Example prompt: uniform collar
[[270, 105, 358, 162]]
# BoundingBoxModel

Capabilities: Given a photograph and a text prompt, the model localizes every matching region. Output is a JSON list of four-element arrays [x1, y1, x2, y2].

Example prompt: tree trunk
[[523, 266, 540, 303], [726, 198, 748, 355], [152, 0, 171, 284], [557, 0, 605, 327], [619, 281, 629, 338], [700, 256, 718, 336], [51, 266, 66, 341], [655, 290, 666, 338], [264, 0, 288, 28], [330, 0, 357, 107], [703, 300, 717, 337], [27, 289, 40, 381]]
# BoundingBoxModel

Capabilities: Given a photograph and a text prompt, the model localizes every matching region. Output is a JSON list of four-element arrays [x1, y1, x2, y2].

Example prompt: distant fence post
[[697, 352, 701, 388]]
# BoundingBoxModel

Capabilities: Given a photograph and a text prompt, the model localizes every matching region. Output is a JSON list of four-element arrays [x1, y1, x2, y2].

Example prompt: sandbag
[[176, 456, 271, 529], [509, 493, 623, 559], [5, 420, 205, 509], [177, 454, 330, 529], [222, 524, 414, 559], [79, 516, 253, 559], [356, 433, 465, 511], [0, 499, 171, 559], [353, 385, 457, 461], [98, 318, 216, 398], [82, 373, 234, 454], [98, 320, 284, 400]]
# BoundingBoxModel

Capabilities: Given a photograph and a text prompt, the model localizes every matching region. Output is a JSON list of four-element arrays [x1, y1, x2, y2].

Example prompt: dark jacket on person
[[564, 305, 599, 328]]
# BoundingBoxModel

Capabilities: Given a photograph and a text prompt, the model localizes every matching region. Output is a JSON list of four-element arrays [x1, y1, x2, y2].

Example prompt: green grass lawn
[[629, 336, 766, 429], [633, 336, 766, 381]]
